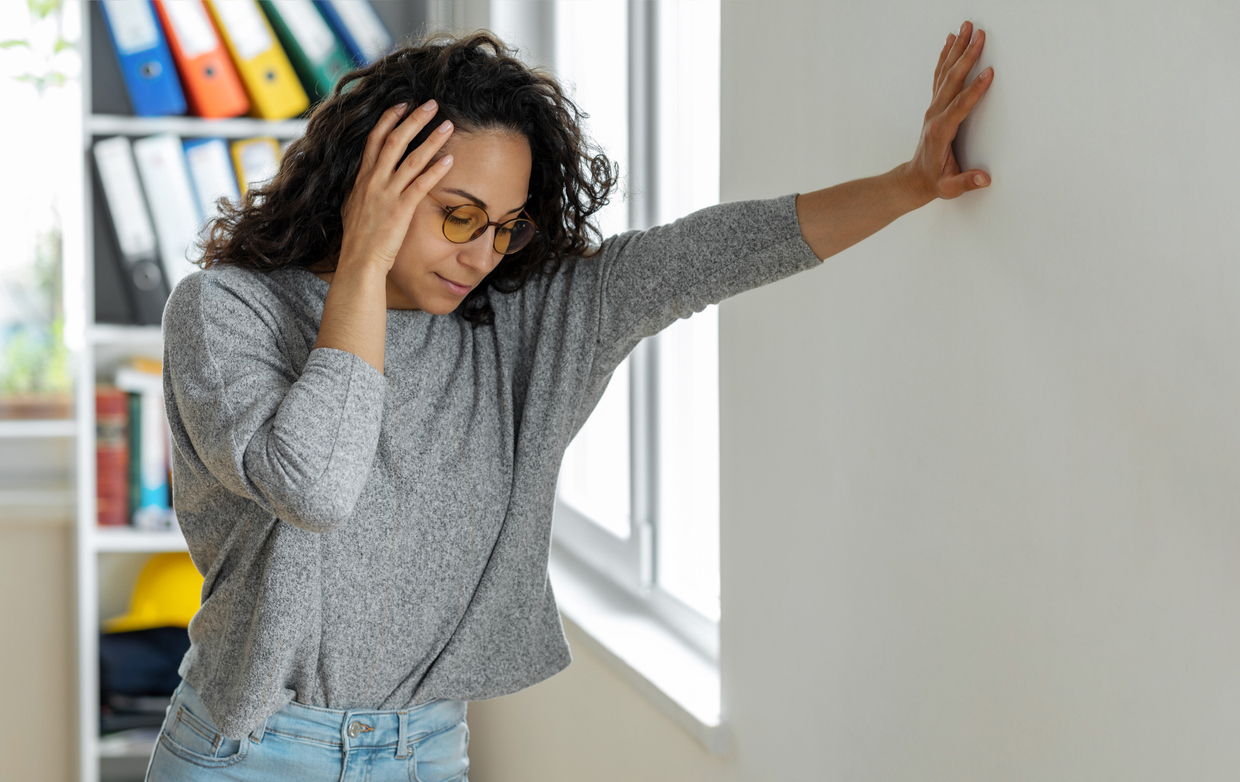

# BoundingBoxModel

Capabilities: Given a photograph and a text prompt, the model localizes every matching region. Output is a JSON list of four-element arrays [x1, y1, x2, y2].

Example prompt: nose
[[456, 225, 503, 274]]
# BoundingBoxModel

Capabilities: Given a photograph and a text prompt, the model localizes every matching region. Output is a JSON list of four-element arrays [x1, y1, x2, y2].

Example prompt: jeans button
[[348, 721, 364, 738]]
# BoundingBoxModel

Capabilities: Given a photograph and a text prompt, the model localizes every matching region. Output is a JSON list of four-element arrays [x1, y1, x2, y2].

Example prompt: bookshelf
[[73, 3, 428, 780]]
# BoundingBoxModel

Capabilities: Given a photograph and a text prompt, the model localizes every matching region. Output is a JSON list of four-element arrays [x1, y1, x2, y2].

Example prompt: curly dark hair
[[198, 30, 618, 327]]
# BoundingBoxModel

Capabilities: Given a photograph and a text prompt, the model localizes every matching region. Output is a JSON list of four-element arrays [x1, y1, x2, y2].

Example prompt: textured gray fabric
[[162, 193, 822, 739]]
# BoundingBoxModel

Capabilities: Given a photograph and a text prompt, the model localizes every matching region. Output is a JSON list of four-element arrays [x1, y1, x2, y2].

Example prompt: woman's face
[[384, 128, 533, 313]]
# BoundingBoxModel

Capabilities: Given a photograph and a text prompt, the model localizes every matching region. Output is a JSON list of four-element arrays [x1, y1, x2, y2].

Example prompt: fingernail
[[423, 99, 437, 112], [974, 174, 988, 186], [960, 21, 968, 34], [396, 102, 408, 112], [441, 154, 454, 167], [981, 67, 993, 79]]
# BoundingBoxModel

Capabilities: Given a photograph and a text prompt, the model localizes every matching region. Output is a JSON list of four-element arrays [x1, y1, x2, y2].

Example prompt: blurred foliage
[[1, 0, 74, 96], [0, 0, 74, 398], [2, 226, 70, 395]]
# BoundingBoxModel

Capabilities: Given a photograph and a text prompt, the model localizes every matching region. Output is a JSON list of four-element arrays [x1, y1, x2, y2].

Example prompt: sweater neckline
[[291, 267, 433, 322]]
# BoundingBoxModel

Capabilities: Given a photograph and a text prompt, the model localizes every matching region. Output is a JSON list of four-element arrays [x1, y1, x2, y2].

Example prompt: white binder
[[93, 135, 169, 325], [132, 133, 203, 289]]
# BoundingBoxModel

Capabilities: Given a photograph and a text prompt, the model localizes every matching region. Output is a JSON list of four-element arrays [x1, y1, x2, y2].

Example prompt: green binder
[[259, 0, 352, 101]]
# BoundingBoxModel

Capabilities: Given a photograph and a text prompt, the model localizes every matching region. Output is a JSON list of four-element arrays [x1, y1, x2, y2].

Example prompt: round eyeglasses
[[441, 204, 538, 255]]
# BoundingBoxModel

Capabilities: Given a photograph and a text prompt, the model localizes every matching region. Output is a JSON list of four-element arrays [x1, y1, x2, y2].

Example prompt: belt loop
[[395, 711, 409, 759], [248, 713, 269, 745]]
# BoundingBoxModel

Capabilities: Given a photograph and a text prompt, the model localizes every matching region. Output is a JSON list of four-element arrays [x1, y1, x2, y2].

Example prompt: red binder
[[154, 0, 249, 118]]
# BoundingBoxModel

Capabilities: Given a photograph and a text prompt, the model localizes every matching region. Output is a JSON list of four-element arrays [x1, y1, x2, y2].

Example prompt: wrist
[[891, 162, 937, 212], [331, 253, 391, 283]]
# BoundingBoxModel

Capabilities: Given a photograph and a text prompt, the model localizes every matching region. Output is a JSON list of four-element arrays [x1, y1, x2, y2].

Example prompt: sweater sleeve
[[585, 193, 823, 376], [161, 271, 389, 533]]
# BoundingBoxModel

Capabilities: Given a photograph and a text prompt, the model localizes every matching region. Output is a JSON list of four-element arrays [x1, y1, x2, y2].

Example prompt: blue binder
[[313, 0, 392, 66], [100, 0, 187, 116]]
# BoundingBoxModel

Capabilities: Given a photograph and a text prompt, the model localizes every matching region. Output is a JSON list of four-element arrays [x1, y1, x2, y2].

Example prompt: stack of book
[[95, 357, 175, 530]]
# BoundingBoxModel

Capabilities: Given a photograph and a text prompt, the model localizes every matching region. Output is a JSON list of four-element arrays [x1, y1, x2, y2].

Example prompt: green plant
[[1, 0, 74, 96]]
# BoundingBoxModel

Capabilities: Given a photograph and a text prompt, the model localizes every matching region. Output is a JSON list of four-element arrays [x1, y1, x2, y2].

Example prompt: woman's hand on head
[[903, 21, 994, 203], [337, 100, 455, 274]]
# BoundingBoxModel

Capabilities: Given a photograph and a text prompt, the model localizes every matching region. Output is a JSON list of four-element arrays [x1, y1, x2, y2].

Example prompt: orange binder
[[154, 0, 249, 118]]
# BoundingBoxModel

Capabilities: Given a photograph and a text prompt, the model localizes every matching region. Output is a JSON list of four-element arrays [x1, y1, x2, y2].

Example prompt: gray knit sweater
[[161, 193, 822, 739]]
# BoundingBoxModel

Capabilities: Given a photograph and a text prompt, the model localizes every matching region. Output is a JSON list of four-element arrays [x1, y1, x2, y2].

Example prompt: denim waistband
[[174, 680, 467, 758]]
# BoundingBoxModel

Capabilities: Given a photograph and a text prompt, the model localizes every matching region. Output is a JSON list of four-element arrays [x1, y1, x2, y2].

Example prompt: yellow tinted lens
[[495, 219, 535, 254], [443, 205, 488, 243]]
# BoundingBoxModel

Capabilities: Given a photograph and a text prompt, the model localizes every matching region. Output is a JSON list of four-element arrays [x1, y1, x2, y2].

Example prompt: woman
[[150, 24, 992, 782]]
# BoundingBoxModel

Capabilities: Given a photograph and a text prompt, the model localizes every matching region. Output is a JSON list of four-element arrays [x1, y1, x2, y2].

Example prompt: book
[[115, 359, 174, 530], [96, 387, 130, 527]]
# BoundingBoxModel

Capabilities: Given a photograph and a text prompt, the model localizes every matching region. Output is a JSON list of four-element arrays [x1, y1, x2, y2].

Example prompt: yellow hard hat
[[103, 552, 204, 634]]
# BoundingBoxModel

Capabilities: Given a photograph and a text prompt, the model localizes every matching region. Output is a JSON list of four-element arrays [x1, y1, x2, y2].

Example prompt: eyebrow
[[440, 187, 525, 217]]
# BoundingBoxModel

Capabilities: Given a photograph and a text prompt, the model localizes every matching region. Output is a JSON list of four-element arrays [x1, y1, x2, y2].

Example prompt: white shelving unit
[[72, 4, 428, 779], [73, 12, 305, 782], [0, 419, 76, 438]]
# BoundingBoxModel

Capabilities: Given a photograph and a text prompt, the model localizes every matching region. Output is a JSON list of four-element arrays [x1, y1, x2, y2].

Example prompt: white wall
[[470, 1, 1240, 779]]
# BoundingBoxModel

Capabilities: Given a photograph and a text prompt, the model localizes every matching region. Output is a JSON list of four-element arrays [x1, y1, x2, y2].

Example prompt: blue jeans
[[145, 680, 469, 781]]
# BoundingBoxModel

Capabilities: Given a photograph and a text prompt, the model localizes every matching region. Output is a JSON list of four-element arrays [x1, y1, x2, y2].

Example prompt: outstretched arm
[[796, 20, 994, 260]]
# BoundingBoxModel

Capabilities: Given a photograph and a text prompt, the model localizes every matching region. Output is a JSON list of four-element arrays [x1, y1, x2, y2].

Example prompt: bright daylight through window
[[551, 0, 722, 625]]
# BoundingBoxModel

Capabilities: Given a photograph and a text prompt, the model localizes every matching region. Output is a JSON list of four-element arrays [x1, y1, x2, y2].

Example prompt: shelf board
[[92, 526, 187, 553], [88, 113, 308, 139], [0, 419, 76, 438], [88, 324, 163, 346], [97, 729, 159, 759], [0, 486, 74, 505]]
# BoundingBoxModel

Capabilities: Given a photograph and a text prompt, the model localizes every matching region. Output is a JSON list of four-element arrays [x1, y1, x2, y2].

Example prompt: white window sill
[[548, 544, 730, 755]]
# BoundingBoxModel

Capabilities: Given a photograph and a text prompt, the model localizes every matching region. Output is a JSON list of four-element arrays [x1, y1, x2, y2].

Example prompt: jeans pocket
[[160, 704, 249, 769], [409, 720, 469, 782]]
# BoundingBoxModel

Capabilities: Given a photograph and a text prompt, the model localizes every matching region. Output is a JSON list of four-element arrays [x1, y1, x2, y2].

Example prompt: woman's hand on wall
[[902, 20, 994, 202]]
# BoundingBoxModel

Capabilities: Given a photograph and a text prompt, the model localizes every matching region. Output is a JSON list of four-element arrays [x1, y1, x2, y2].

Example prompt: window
[[529, 0, 724, 648]]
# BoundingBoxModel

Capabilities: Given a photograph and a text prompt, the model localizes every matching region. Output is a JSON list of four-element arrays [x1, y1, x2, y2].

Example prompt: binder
[[260, 0, 351, 100], [116, 361, 173, 531], [93, 136, 170, 326], [183, 137, 241, 232], [153, 0, 250, 118], [314, 0, 391, 65], [99, 0, 187, 116], [229, 137, 282, 197], [132, 133, 204, 290], [205, 0, 309, 120]]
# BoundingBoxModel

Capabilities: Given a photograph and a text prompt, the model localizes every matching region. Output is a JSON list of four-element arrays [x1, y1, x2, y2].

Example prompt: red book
[[96, 386, 130, 527]]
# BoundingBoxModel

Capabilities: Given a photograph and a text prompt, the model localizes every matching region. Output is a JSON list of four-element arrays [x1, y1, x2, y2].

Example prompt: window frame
[[547, 0, 721, 663]]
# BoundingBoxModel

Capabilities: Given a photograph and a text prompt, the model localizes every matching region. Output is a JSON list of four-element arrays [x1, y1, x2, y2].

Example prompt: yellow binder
[[230, 137, 282, 197], [206, 0, 309, 120]]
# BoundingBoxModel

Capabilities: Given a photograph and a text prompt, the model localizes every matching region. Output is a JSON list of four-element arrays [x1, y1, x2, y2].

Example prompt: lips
[[436, 273, 473, 294]]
